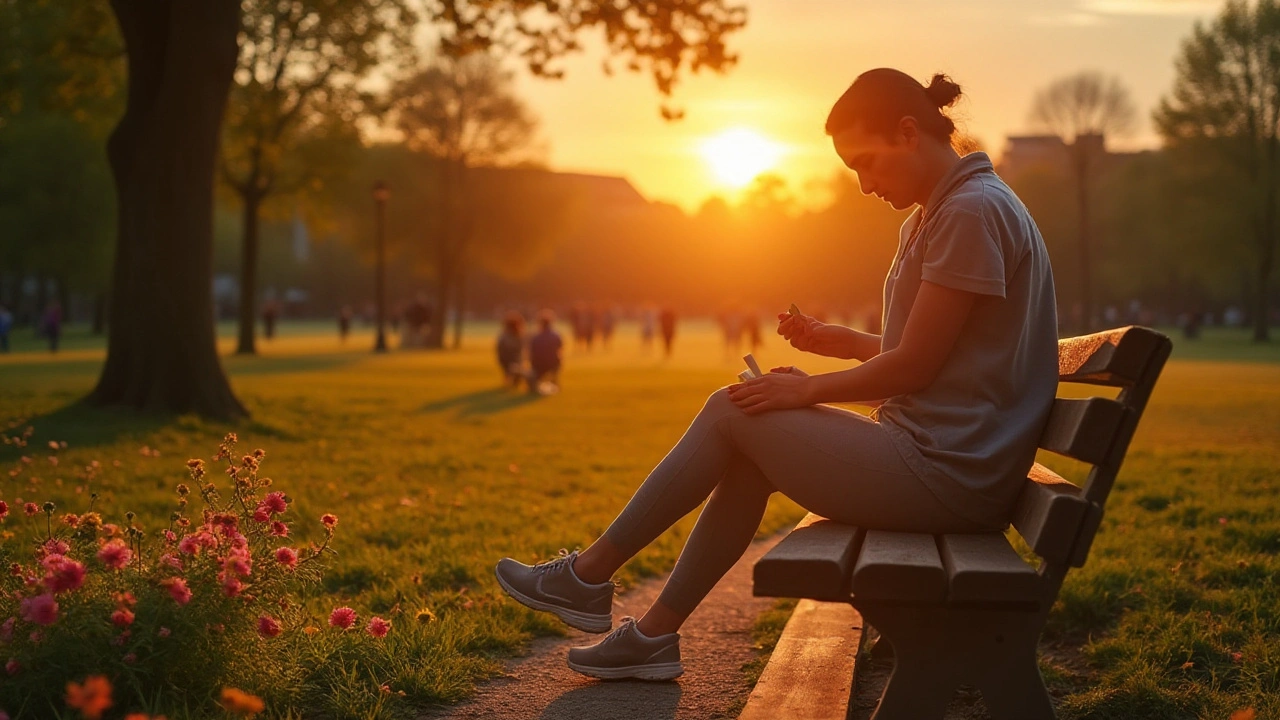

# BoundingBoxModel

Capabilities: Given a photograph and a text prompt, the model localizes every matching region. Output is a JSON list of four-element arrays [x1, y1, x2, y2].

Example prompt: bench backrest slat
[[1038, 397, 1127, 465], [1014, 326, 1171, 569]]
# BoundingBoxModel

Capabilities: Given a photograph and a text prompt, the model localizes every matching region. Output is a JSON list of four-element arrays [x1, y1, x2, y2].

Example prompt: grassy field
[[1, 320, 1278, 719]]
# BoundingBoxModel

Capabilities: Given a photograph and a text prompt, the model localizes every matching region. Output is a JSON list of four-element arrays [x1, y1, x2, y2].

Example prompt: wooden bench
[[749, 326, 1172, 720]]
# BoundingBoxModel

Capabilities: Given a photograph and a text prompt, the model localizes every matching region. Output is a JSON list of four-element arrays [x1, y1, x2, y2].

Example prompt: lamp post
[[372, 180, 390, 352]]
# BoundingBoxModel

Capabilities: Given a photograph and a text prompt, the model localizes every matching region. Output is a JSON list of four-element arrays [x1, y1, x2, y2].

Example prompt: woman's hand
[[776, 311, 827, 353], [728, 367, 813, 415]]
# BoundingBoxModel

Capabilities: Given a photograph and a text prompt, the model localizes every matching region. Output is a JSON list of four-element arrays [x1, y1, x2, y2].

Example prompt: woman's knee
[[701, 387, 739, 417]]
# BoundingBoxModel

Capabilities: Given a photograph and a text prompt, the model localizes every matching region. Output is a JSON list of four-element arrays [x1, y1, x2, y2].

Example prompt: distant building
[[998, 132, 1107, 178]]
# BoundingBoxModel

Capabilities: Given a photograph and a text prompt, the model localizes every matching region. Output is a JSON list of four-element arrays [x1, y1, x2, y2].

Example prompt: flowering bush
[[0, 434, 343, 716]]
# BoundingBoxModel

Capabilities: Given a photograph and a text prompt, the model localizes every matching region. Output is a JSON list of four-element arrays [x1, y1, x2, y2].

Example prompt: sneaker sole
[[494, 567, 613, 634], [567, 660, 684, 681]]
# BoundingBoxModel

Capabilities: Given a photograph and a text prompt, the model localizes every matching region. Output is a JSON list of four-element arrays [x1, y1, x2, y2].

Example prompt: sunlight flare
[[699, 127, 785, 189]]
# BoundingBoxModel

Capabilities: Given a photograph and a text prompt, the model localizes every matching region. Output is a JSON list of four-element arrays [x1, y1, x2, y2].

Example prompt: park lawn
[[1, 322, 1278, 719]]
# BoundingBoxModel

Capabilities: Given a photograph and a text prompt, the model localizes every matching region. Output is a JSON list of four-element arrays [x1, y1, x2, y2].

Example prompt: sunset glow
[[699, 127, 785, 189]]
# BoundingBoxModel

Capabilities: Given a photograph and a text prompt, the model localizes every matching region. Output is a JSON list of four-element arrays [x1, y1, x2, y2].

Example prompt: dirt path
[[422, 536, 782, 720]]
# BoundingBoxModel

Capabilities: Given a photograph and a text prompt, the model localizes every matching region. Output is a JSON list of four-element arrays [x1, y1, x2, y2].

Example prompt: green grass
[[2, 321, 1278, 719]]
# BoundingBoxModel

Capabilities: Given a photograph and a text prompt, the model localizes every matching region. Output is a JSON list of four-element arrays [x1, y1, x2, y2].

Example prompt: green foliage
[[0, 114, 115, 293]]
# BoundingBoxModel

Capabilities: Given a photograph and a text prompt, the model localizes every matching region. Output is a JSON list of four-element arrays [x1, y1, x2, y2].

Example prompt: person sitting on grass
[[527, 309, 563, 395], [495, 68, 1059, 682], [496, 311, 527, 389]]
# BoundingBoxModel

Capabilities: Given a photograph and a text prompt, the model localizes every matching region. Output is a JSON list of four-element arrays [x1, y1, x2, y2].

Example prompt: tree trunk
[[451, 260, 466, 350], [428, 273, 450, 349], [236, 191, 262, 355], [1074, 144, 1093, 332], [89, 0, 247, 420]]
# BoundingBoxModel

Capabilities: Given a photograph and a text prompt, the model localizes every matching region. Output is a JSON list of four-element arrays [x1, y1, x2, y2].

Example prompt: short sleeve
[[920, 208, 1006, 298]]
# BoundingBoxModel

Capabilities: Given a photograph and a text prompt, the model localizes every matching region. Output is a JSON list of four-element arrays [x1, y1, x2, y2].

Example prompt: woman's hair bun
[[924, 73, 962, 109]]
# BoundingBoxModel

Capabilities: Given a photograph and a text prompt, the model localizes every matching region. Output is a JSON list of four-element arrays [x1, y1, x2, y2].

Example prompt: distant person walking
[[42, 302, 62, 353], [262, 300, 279, 340], [639, 306, 656, 352], [338, 305, 353, 343], [0, 305, 12, 352], [528, 310, 563, 395], [658, 307, 677, 358], [496, 312, 527, 388], [495, 69, 1059, 683]]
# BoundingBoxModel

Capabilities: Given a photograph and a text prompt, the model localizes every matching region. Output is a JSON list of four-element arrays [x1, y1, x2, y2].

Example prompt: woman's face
[[831, 118, 925, 211]]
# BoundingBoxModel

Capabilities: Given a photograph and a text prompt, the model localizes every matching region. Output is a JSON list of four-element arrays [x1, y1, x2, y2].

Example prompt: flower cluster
[[0, 434, 345, 717]]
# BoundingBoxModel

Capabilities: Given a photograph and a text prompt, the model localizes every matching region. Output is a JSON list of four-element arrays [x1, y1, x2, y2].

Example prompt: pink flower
[[0, 500, 8, 520], [321, 513, 338, 529], [0, 617, 13, 642], [23, 503, 38, 517], [158, 626, 171, 638], [122, 652, 136, 664], [366, 616, 391, 638], [163, 529, 177, 543], [19, 594, 58, 625], [251, 507, 271, 523], [4, 658, 18, 675], [40, 538, 70, 557], [223, 549, 252, 578], [162, 578, 192, 605], [274, 547, 298, 569], [177, 535, 201, 555], [262, 492, 288, 514], [257, 615, 281, 638], [97, 539, 132, 570], [42, 558, 86, 594], [110, 608, 135, 627], [221, 576, 243, 598], [159, 553, 183, 571], [269, 521, 289, 537], [329, 607, 357, 630]]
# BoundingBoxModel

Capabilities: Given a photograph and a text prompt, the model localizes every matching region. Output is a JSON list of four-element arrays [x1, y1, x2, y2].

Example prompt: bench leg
[[856, 603, 1055, 720]]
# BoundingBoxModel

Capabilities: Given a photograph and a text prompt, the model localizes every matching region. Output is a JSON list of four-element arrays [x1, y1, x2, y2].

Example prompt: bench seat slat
[[753, 514, 862, 600], [850, 531, 946, 603], [1012, 463, 1091, 564], [939, 533, 1042, 605], [1039, 397, 1126, 465]]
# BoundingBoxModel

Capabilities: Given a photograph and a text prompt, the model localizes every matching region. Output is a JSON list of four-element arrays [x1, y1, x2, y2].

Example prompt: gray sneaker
[[495, 549, 614, 633], [567, 616, 683, 681]]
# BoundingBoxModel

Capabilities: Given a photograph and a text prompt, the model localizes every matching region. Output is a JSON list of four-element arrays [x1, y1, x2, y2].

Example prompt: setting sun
[[699, 127, 785, 189]]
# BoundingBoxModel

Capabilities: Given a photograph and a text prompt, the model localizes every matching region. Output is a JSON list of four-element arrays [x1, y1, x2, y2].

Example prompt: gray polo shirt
[[875, 152, 1059, 528]]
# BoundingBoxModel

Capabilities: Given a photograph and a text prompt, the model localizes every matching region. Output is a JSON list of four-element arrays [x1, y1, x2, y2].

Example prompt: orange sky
[[508, 0, 1222, 212]]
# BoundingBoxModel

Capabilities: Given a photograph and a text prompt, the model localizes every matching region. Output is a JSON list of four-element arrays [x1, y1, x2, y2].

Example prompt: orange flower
[[65, 675, 113, 720], [219, 688, 265, 716], [1230, 709, 1256, 720]]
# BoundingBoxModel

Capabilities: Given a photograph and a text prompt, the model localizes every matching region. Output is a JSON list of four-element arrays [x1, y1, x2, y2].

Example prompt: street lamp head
[[372, 180, 390, 203]]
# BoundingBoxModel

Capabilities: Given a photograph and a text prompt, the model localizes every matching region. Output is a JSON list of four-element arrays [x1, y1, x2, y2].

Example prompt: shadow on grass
[[538, 681, 682, 719], [0, 399, 175, 458], [223, 353, 363, 376], [419, 388, 543, 417]]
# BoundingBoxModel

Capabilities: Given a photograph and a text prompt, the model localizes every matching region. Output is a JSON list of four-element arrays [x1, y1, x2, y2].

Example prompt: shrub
[[0, 434, 337, 717]]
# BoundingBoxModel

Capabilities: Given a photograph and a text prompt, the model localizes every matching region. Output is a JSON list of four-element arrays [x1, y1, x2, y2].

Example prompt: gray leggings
[[602, 388, 989, 615]]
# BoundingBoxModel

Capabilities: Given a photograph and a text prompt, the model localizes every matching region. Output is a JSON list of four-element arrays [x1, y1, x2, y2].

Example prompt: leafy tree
[[392, 50, 542, 348], [221, 0, 415, 355], [92, 0, 747, 418], [1155, 0, 1280, 341], [1029, 71, 1136, 331]]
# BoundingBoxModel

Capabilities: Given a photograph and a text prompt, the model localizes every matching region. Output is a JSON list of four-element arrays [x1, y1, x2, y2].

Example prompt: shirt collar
[[921, 151, 995, 215]]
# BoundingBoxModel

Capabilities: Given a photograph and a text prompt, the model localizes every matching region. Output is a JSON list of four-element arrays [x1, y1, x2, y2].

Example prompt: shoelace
[[596, 616, 639, 647], [532, 548, 576, 575]]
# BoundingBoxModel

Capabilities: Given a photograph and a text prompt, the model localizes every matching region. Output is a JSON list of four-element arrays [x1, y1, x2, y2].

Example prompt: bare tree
[[393, 51, 541, 349], [1156, 0, 1280, 342], [1030, 71, 1136, 331]]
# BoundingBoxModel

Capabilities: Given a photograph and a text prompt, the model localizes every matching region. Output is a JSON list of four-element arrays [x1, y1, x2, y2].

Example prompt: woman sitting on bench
[[495, 67, 1060, 682]]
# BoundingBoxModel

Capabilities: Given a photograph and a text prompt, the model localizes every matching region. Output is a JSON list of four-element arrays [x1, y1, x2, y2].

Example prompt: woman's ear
[[898, 116, 921, 150]]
